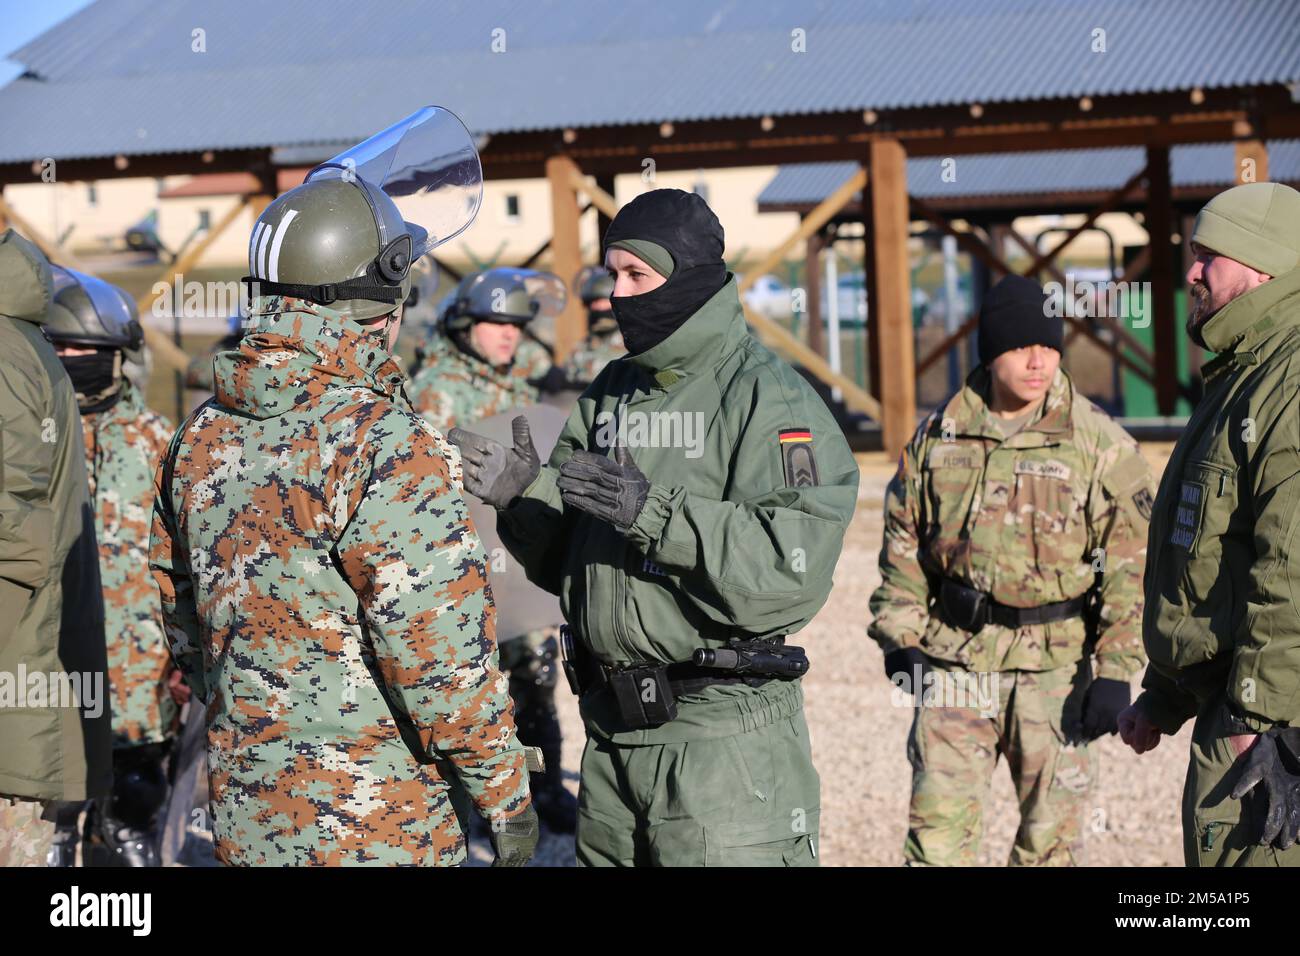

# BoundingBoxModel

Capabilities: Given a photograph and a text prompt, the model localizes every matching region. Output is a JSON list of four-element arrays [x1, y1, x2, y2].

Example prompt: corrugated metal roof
[[1, 0, 1297, 164], [757, 140, 1300, 206]]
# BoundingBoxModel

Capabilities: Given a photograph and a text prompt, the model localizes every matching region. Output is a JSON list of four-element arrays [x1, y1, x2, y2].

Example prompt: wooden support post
[[595, 174, 616, 250], [0, 193, 91, 272], [548, 155, 585, 362], [1146, 145, 1178, 415], [1235, 139, 1269, 185], [804, 227, 824, 358], [863, 174, 882, 402], [867, 139, 915, 458]]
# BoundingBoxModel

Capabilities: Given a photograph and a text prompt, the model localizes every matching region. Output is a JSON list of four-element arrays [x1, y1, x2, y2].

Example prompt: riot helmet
[[43, 266, 144, 412], [575, 264, 617, 334]]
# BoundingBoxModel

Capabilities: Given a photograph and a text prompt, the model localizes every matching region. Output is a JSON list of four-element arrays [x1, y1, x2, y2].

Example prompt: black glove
[[448, 416, 540, 509], [488, 802, 540, 867], [1230, 727, 1300, 850], [556, 444, 650, 534], [1080, 677, 1131, 741], [883, 647, 931, 695]]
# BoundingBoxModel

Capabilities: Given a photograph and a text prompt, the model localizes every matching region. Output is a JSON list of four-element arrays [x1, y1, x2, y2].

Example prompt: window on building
[[504, 193, 520, 222], [198, 209, 211, 231], [86, 183, 98, 207], [692, 180, 710, 204], [156, 178, 166, 197]]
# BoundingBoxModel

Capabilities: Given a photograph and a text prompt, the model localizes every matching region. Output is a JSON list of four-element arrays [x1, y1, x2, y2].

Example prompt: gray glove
[[448, 416, 540, 509], [556, 444, 650, 535], [1230, 726, 1300, 850], [489, 802, 540, 867]]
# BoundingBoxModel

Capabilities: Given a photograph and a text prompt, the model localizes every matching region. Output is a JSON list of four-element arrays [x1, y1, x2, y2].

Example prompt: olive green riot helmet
[[443, 268, 566, 333], [244, 106, 482, 324], [575, 264, 614, 304], [42, 266, 145, 411], [43, 265, 144, 351], [575, 263, 617, 334]]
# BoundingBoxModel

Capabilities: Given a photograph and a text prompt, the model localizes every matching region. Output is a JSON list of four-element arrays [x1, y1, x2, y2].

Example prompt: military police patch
[[780, 427, 820, 487], [1132, 487, 1154, 521]]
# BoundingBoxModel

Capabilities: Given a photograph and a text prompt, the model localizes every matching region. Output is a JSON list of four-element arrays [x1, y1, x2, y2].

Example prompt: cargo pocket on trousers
[[704, 812, 820, 867]]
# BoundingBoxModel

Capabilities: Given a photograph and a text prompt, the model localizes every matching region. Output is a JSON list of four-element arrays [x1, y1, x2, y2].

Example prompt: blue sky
[[0, 0, 96, 86]]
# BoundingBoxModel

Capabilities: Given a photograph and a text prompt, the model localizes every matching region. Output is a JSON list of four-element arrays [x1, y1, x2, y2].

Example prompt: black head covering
[[977, 274, 1061, 366], [602, 189, 727, 354]]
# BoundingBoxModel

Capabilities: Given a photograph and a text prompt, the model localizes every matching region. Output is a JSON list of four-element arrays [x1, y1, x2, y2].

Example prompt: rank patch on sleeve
[[780, 428, 820, 487]]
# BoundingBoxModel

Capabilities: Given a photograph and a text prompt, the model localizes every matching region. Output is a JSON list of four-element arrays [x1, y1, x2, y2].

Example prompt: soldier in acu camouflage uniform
[[560, 265, 625, 388], [148, 108, 537, 866], [408, 268, 579, 832], [42, 269, 183, 866], [869, 274, 1153, 866]]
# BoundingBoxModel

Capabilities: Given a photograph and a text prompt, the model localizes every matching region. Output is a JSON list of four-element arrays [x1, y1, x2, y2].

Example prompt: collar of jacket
[[623, 274, 747, 389], [213, 298, 406, 418], [1198, 267, 1300, 367], [942, 365, 1074, 444], [83, 376, 144, 427]]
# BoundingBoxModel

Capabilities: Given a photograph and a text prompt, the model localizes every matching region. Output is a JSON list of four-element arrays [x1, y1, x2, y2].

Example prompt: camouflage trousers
[[0, 796, 56, 866], [1183, 692, 1300, 867], [905, 662, 1096, 866]]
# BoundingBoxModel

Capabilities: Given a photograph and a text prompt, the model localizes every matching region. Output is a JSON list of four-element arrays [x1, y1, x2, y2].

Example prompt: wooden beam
[[136, 195, 257, 373], [518, 202, 592, 269], [737, 167, 867, 296], [742, 304, 881, 421], [804, 228, 825, 358], [1146, 145, 1179, 414], [1022, 166, 1149, 276], [917, 314, 980, 377], [567, 170, 620, 220], [0, 193, 91, 272], [547, 155, 586, 362], [867, 139, 915, 458]]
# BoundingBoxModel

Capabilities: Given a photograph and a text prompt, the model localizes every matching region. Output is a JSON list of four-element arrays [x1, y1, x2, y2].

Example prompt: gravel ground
[[183, 444, 1189, 867]]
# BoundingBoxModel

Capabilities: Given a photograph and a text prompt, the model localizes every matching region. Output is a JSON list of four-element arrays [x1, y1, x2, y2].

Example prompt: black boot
[[87, 744, 169, 867]]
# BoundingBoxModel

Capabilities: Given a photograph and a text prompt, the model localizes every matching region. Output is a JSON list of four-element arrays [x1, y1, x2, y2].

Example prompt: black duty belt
[[938, 577, 1088, 634], [581, 655, 768, 697]]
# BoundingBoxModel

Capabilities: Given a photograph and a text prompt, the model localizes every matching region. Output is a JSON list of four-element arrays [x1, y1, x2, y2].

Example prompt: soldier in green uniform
[[149, 108, 536, 866], [869, 274, 1153, 866], [1119, 182, 1300, 866], [42, 268, 183, 867], [0, 231, 111, 867], [451, 188, 859, 866], [560, 265, 625, 389]]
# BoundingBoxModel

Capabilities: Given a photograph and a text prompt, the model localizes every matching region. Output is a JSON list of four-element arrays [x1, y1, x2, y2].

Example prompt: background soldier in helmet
[[869, 275, 1152, 866], [0, 230, 111, 867], [559, 265, 625, 389], [408, 267, 578, 832], [41, 267, 184, 867], [183, 311, 244, 397], [148, 108, 536, 866]]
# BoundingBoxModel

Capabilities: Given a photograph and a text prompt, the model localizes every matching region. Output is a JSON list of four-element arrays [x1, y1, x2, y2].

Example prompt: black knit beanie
[[977, 274, 1061, 366]]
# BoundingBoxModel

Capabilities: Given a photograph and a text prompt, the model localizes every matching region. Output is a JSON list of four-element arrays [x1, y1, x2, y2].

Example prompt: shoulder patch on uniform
[[1132, 487, 1154, 521], [1101, 451, 1150, 498], [780, 427, 819, 487]]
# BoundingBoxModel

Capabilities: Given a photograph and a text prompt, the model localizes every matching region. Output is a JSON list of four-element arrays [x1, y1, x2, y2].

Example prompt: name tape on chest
[[779, 428, 820, 487], [1013, 459, 1072, 482]]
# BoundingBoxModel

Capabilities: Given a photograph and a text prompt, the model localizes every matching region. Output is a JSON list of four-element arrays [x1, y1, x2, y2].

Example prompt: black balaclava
[[977, 274, 1061, 366], [602, 189, 727, 355], [61, 350, 123, 413]]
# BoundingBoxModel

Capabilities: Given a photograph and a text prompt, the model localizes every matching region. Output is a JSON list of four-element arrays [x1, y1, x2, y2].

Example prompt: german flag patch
[[779, 427, 820, 487]]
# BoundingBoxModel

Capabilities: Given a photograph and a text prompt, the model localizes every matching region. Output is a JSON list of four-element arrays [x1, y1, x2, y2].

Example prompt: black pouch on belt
[[608, 665, 678, 728], [939, 578, 990, 633]]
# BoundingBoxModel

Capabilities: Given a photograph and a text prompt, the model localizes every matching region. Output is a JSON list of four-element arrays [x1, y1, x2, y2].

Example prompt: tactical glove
[[556, 444, 650, 535], [448, 416, 540, 509], [1061, 656, 1093, 746], [883, 647, 931, 696], [1080, 677, 1131, 741], [488, 802, 540, 867], [1230, 727, 1300, 850]]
